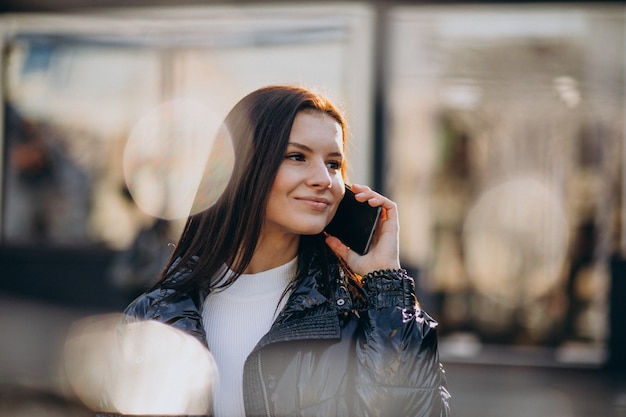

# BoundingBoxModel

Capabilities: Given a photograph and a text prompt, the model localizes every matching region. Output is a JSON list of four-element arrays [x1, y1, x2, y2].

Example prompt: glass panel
[[386, 5, 624, 360], [1, 4, 375, 249]]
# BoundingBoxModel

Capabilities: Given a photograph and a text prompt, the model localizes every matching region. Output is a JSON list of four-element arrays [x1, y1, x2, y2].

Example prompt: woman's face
[[264, 110, 346, 240]]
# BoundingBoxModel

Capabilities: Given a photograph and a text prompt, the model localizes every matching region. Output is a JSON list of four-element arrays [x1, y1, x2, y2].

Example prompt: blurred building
[[0, 0, 624, 381]]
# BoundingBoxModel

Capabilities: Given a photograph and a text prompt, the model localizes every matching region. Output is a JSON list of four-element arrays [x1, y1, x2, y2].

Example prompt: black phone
[[324, 185, 382, 255]]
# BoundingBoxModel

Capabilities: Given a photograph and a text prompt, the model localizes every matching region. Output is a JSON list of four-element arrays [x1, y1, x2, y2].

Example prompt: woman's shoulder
[[122, 257, 199, 320], [120, 278, 208, 347], [122, 286, 170, 320]]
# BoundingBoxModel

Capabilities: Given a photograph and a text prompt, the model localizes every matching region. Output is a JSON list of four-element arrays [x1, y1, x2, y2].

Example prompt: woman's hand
[[325, 184, 401, 276]]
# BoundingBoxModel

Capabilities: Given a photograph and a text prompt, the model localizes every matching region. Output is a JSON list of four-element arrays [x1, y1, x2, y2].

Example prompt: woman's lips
[[297, 197, 331, 211]]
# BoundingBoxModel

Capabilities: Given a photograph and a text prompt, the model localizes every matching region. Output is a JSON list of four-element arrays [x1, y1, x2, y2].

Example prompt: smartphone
[[324, 185, 382, 255]]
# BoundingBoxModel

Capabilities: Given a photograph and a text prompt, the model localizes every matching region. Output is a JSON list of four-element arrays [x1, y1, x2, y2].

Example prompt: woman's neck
[[242, 233, 300, 274]]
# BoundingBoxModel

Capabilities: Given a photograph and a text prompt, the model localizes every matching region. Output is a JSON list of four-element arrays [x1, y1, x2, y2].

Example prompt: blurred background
[[0, 1, 625, 416]]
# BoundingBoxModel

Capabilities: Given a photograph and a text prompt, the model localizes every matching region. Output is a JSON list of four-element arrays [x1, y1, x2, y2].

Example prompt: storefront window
[[1, 4, 375, 250], [385, 5, 624, 360]]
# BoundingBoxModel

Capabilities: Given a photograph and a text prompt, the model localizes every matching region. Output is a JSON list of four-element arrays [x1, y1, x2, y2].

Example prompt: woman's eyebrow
[[288, 142, 343, 157], [287, 142, 312, 152]]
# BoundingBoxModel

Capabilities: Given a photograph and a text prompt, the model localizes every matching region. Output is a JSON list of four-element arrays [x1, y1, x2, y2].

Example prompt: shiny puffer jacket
[[99, 252, 451, 417]]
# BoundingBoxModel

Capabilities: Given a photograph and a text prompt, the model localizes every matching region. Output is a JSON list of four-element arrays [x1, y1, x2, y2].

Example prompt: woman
[[103, 85, 450, 417]]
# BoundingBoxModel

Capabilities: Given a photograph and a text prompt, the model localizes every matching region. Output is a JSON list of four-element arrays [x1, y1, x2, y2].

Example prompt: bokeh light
[[123, 98, 234, 220], [463, 175, 569, 305], [62, 314, 217, 415]]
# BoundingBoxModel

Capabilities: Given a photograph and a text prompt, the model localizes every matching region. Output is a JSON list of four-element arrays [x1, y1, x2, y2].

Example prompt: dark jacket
[[98, 251, 451, 417]]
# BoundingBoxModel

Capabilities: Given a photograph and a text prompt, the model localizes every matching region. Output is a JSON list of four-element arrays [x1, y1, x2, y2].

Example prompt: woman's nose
[[307, 159, 332, 189]]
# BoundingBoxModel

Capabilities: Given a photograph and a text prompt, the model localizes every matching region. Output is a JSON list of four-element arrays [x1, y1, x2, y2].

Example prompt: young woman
[[102, 85, 450, 416]]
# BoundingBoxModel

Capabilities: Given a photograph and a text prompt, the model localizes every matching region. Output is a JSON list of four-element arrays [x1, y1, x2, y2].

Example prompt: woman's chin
[[299, 225, 327, 236]]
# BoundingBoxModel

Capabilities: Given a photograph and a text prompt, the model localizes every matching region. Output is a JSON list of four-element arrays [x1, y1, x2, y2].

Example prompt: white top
[[202, 257, 297, 417]]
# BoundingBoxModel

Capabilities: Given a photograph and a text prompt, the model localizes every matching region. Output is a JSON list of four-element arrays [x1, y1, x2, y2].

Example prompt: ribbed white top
[[202, 257, 296, 417]]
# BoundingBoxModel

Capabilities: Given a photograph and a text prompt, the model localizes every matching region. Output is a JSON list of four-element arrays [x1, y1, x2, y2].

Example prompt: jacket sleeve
[[355, 269, 451, 417]]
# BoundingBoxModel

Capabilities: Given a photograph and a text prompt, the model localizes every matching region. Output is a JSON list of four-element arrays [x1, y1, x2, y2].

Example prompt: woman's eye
[[286, 153, 305, 162], [327, 160, 342, 170]]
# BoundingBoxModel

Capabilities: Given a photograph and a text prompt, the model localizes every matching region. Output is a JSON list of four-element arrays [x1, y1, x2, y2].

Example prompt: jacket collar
[[253, 253, 345, 350]]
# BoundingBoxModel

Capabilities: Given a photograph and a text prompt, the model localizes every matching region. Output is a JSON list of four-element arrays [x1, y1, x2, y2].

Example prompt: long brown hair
[[155, 85, 348, 295]]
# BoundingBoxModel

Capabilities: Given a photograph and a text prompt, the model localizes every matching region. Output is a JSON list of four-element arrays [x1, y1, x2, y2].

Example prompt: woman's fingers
[[326, 184, 401, 275], [324, 234, 352, 260], [351, 185, 398, 223]]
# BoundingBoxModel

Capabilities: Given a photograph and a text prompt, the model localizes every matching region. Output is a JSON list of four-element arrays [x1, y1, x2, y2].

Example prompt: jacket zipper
[[257, 351, 272, 417]]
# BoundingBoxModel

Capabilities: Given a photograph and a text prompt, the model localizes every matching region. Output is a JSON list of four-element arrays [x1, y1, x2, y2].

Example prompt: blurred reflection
[[106, 203, 173, 302], [4, 104, 91, 245]]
